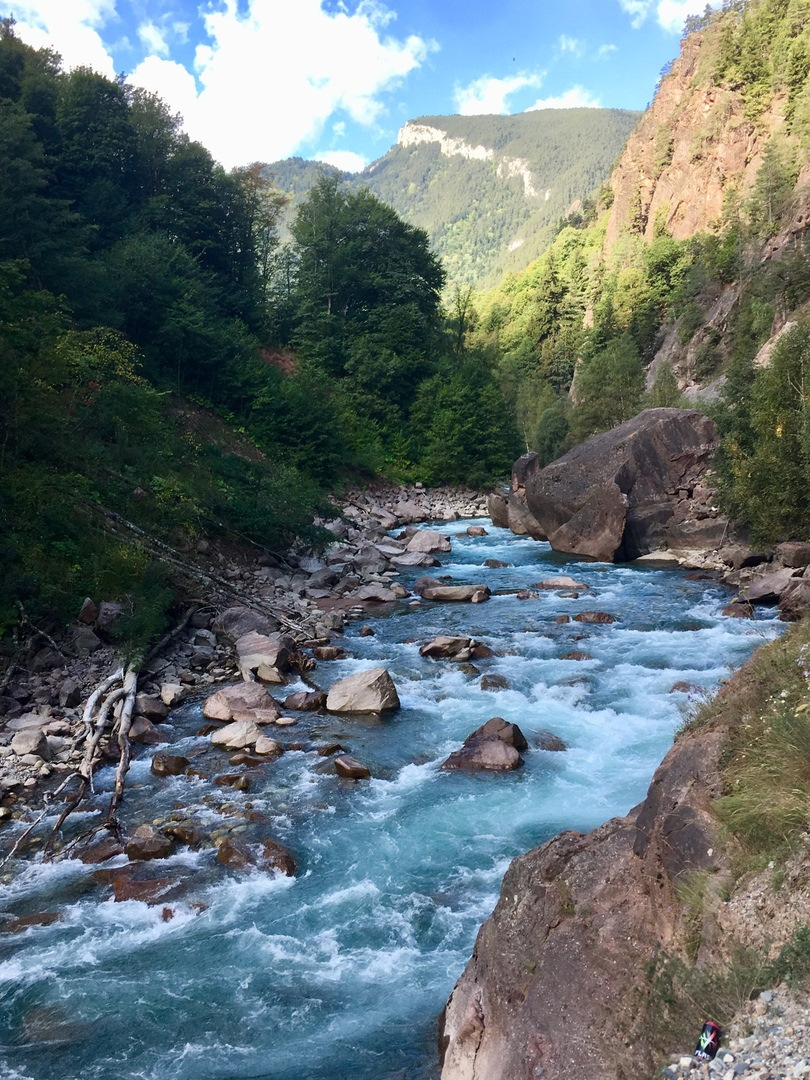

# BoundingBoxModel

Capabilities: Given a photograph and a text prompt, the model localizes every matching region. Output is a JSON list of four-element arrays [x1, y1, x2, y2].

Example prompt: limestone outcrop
[[520, 408, 724, 561]]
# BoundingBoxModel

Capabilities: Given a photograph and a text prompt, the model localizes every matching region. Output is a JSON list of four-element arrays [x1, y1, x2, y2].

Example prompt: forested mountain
[[470, 0, 810, 545], [0, 19, 519, 647], [267, 108, 640, 287]]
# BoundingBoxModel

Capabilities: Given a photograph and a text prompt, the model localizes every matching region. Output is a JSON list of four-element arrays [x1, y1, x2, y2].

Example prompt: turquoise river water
[[0, 521, 782, 1080]]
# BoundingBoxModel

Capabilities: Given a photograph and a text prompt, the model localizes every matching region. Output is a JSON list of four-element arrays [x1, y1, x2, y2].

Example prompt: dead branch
[[1, 773, 77, 867], [105, 665, 137, 825], [92, 505, 309, 637]]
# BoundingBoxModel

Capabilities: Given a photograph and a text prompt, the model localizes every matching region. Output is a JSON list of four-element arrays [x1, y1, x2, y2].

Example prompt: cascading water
[[0, 522, 782, 1080]]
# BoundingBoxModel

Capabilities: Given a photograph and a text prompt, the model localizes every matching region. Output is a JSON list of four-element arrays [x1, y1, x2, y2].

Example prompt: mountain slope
[[267, 108, 641, 288]]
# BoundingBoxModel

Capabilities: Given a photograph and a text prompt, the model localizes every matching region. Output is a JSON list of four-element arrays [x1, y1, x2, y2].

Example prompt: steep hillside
[[267, 108, 640, 287], [470, 0, 810, 545]]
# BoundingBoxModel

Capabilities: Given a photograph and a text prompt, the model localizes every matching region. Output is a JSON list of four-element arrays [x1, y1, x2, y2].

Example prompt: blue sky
[[5, 0, 721, 171]]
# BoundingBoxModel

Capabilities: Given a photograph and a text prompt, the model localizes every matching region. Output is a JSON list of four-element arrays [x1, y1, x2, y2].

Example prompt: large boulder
[[213, 606, 278, 643], [441, 718, 528, 772], [421, 585, 491, 603], [326, 667, 400, 713], [487, 491, 509, 529], [210, 719, 264, 750], [522, 409, 722, 562], [235, 631, 295, 678], [420, 635, 474, 661], [407, 530, 452, 554], [202, 682, 279, 723]]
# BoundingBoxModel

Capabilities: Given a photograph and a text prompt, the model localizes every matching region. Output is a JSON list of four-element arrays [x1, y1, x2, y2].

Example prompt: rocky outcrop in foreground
[[511, 409, 725, 562], [439, 722, 729, 1080]]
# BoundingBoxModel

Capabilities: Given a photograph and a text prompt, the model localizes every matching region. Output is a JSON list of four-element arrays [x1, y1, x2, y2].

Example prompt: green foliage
[[409, 354, 522, 486], [713, 321, 810, 542], [269, 109, 641, 289], [570, 334, 645, 440]]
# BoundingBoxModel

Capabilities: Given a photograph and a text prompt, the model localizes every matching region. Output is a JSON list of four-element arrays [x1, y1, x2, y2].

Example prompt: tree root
[[41, 606, 198, 859]]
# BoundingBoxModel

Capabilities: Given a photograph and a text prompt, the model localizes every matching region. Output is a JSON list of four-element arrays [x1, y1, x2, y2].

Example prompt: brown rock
[[77, 597, 98, 624], [466, 526, 488, 536], [130, 716, 164, 745], [744, 567, 800, 604], [151, 752, 191, 778], [563, 651, 592, 661], [488, 491, 509, 529], [76, 835, 125, 864], [358, 625, 375, 637], [214, 773, 251, 792], [353, 585, 397, 602], [316, 743, 345, 757], [774, 541, 810, 568], [480, 674, 509, 691], [312, 646, 347, 661], [421, 585, 491, 603], [334, 754, 372, 780], [721, 602, 754, 618], [161, 821, 200, 847], [779, 578, 810, 622], [441, 717, 527, 772], [439, 727, 727, 1080], [536, 730, 567, 751], [236, 630, 295, 678], [532, 577, 588, 590], [211, 719, 264, 750], [573, 611, 616, 624], [216, 836, 295, 876], [95, 601, 124, 636], [4, 912, 62, 933], [283, 691, 327, 711], [58, 678, 82, 709], [125, 825, 174, 862], [419, 635, 473, 660], [470, 642, 495, 659], [253, 734, 283, 756], [135, 694, 170, 722], [484, 559, 509, 568]]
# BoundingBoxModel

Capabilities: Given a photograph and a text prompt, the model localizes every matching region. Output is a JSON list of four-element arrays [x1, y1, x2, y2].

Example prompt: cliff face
[[604, 30, 779, 248], [438, 727, 727, 1080]]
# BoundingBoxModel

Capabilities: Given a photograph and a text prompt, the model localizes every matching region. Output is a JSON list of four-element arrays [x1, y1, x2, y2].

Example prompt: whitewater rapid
[[0, 522, 782, 1080]]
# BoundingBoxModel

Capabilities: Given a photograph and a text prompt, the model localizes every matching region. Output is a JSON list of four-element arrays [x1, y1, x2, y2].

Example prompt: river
[[0, 520, 782, 1080]]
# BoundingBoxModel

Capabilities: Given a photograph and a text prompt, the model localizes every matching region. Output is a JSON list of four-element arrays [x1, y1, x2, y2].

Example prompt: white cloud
[[619, 0, 653, 28], [619, 0, 722, 32], [315, 149, 368, 172], [13, 0, 435, 169], [10, 0, 117, 76], [137, 20, 169, 58], [598, 43, 618, 57], [526, 85, 601, 111], [656, 0, 721, 32], [558, 35, 583, 56], [454, 72, 545, 115]]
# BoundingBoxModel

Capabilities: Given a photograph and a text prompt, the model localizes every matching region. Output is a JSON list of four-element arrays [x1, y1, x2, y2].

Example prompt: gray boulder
[[522, 409, 721, 562]]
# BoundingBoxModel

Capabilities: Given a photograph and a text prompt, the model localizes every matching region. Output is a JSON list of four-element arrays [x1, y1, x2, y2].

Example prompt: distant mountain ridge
[[267, 108, 641, 287]]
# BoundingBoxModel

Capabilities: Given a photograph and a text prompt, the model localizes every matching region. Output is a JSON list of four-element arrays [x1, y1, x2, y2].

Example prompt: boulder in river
[[125, 825, 174, 862], [744, 567, 800, 604], [210, 719, 264, 750], [421, 585, 491, 603], [487, 492, 509, 529], [216, 836, 296, 876], [573, 611, 616, 624], [202, 682, 279, 723], [391, 551, 440, 568], [326, 667, 400, 713], [536, 730, 568, 751], [282, 691, 327, 712], [419, 636, 473, 660], [532, 577, 588, 590], [521, 408, 723, 562], [151, 752, 190, 778], [406, 530, 452, 554], [334, 755, 372, 780], [441, 718, 528, 772]]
